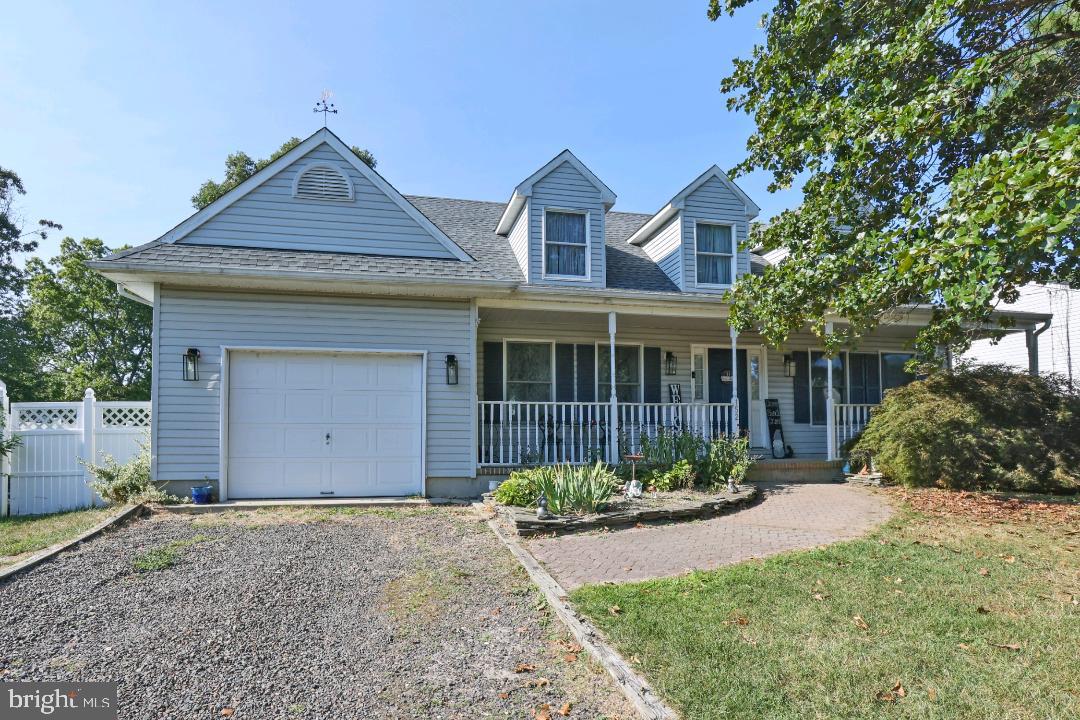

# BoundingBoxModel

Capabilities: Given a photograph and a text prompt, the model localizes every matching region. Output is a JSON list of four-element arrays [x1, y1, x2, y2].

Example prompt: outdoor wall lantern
[[783, 354, 797, 377], [665, 351, 677, 376], [445, 354, 459, 385], [183, 348, 201, 381]]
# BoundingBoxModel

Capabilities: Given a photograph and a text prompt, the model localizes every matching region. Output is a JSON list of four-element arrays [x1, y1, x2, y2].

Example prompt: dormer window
[[695, 222, 734, 286], [293, 163, 353, 202], [543, 209, 589, 278]]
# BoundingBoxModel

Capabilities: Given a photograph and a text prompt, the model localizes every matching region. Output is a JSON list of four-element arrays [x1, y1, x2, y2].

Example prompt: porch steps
[[747, 458, 845, 483]]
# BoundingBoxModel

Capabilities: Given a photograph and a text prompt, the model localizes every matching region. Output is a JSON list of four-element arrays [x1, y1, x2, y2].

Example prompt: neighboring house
[[90, 128, 1050, 500], [964, 284, 1076, 388]]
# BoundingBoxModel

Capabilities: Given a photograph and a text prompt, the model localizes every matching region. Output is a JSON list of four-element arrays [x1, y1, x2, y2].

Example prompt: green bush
[[539, 462, 618, 515], [639, 430, 704, 467], [493, 467, 545, 507], [698, 435, 755, 489], [850, 365, 1080, 494], [651, 459, 696, 492], [84, 438, 181, 505]]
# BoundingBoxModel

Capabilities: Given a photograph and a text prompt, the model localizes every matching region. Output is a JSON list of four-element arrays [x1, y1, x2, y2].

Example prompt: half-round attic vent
[[293, 163, 353, 201]]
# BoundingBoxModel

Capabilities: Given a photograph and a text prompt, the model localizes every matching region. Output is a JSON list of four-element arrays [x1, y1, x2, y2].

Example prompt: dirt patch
[[884, 487, 1080, 525]]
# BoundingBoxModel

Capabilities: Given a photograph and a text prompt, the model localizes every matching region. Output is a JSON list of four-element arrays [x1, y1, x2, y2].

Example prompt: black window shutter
[[555, 344, 575, 402], [575, 344, 595, 402], [866, 354, 881, 404], [793, 350, 810, 424], [482, 342, 503, 401], [643, 347, 662, 403]]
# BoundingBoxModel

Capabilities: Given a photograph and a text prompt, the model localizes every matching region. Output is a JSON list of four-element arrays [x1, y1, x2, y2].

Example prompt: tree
[[24, 238, 152, 400], [0, 166, 61, 400], [191, 137, 377, 210], [710, 0, 1080, 356]]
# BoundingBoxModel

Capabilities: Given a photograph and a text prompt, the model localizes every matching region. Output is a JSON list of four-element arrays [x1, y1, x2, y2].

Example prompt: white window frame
[[542, 207, 592, 281], [503, 339, 555, 402], [693, 221, 736, 288], [594, 342, 644, 403]]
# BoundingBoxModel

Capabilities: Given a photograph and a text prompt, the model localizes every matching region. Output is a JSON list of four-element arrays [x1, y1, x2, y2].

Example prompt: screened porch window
[[598, 345, 641, 402], [505, 342, 552, 401], [882, 352, 916, 391], [544, 210, 588, 277], [695, 223, 734, 285]]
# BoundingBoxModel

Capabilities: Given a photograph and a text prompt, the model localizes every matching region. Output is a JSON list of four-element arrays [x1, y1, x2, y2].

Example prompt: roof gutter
[[626, 203, 678, 245]]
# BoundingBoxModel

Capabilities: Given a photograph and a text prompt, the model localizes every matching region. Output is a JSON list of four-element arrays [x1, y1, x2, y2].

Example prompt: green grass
[[570, 510, 1080, 719], [0, 507, 116, 563], [132, 535, 213, 573]]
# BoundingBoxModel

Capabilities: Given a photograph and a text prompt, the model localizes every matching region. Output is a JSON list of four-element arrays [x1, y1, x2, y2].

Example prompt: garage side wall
[[155, 288, 476, 496]]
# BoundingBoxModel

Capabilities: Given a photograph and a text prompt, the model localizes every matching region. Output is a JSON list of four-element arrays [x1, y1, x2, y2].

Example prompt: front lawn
[[0, 507, 116, 564], [571, 490, 1079, 719]]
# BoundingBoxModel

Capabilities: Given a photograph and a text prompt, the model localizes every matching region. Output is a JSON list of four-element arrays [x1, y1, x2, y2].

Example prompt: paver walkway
[[528, 482, 893, 590]]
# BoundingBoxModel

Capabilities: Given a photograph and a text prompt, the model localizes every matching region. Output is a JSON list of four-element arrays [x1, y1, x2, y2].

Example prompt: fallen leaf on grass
[[563, 653, 578, 663], [515, 662, 537, 673], [977, 567, 990, 576], [877, 680, 906, 702], [1002, 554, 1016, 564], [525, 678, 550, 688], [928, 687, 938, 702], [957, 643, 972, 650], [498, 692, 510, 700], [558, 702, 573, 716], [220, 710, 235, 718], [993, 643, 1022, 651], [852, 615, 870, 631], [608, 605, 622, 616], [534, 703, 552, 720], [629, 654, 641, 665], [812, 593, 826, 601]]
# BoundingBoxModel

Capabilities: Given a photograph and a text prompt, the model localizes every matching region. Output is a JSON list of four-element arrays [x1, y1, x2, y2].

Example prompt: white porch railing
[[477, 401, 736, 467], [1, 384, 151, 516], [833, 403, 876, 455]]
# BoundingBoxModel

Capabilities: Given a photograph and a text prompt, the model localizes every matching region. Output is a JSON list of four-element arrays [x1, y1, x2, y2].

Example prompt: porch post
[[82, 388, 97, 489], [608, 311, 618, 463], [0, 380, 9, 517], [729, 326, 739, 438], [825, 322, 837, 460]]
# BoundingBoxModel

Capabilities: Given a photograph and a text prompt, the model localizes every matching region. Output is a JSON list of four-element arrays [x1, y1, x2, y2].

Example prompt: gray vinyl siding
[[639, 216, 683, 288], [965, 284, 1076, 383], [529, 161, 606, 288], [477, 317, 919, 458], [181, 143, 457, 259], [508, 201, 529, 277], [681, 176, 751, 293], [154, 288, 474, 485]]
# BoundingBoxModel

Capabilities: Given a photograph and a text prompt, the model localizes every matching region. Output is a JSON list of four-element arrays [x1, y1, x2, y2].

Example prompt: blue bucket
[[191, 485, 213, 505]]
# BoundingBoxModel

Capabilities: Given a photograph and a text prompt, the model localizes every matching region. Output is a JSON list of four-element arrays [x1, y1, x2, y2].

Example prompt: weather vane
[[313, 90, 338, 127]]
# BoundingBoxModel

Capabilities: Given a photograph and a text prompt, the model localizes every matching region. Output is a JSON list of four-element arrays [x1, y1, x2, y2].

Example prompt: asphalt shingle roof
[[95, 195, 738, 294]]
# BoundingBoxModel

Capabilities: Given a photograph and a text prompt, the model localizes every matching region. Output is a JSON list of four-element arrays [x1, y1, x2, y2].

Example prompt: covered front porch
[[472, 300, 923, 468]]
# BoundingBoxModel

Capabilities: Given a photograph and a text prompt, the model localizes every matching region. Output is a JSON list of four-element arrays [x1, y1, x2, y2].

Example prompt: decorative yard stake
[[727, 477, 737, 494], [624, 453, 644, 499]]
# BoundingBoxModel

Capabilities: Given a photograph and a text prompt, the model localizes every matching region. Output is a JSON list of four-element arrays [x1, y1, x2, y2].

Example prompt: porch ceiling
[[477, 307, 732, 333]]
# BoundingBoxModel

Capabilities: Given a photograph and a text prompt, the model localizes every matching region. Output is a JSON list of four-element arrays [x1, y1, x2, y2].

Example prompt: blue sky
[[1, 0, 797, 261]]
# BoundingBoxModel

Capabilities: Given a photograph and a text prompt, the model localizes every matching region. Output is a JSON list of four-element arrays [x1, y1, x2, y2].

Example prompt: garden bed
[[494, 485, 760, 536]]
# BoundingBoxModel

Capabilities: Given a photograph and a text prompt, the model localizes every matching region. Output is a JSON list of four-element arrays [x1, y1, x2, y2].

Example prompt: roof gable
[[495, 149, 616, 234], [626, 165, 761, 245], [161, 128, 472, 261]]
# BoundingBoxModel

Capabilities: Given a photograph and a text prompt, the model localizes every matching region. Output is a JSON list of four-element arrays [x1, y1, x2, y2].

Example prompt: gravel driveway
[[0, 507, 631, 719]]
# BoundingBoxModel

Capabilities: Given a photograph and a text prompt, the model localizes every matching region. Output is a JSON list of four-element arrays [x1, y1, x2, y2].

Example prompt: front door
[[707, 348, 749, 433]]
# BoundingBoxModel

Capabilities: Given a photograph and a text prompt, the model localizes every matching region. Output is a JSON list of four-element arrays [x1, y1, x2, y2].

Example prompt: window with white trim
[[505, 342, 553, 401], [695, 222, 734, 285], [544, 210, 588, 277], [598, 345, 641, 402]]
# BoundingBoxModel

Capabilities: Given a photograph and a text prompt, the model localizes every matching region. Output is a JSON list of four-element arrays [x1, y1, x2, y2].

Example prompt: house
[[964, 283, 1075, 388], [90, 128, 1051, 500]]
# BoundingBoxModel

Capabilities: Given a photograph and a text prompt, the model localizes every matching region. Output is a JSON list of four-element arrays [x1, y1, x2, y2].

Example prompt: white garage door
[[227, 351, 423, 499]]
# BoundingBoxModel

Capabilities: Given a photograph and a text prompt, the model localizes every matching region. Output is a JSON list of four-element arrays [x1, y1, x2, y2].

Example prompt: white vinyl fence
[[0, 382, 150, 516]]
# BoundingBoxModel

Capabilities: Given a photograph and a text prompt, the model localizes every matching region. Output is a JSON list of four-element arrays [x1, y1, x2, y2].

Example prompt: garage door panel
[[376, 393, 421, 421], [283, 356, 331, 388], [283, 391, 327, 422], [228, 351, 423, 499], [330, 393, 375, 422]]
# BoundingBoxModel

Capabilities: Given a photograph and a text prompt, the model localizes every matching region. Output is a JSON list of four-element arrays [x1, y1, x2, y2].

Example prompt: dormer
[[495, 150, 616, 288], [627, 166, 760, 294]]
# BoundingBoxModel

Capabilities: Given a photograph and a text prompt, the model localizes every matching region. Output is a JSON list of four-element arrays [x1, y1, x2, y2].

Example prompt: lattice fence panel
[[101, 406, 151, 428], [13, 406, 80, 431]]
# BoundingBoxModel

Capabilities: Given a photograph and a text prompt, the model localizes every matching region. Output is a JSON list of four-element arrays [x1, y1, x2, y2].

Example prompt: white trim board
[[217, 346, 428, 501], [158, 128, 473, 262]]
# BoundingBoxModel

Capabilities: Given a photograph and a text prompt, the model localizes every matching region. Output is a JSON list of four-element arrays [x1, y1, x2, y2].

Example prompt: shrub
[[639, 430, 704, 467], [850, 365, 1080, 494], [651, 459, 696, 492], [534, 462, 618, 515], [493, 467, 546, 507], [84, 438, 181, 505], [698, 435, 755, 488]]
